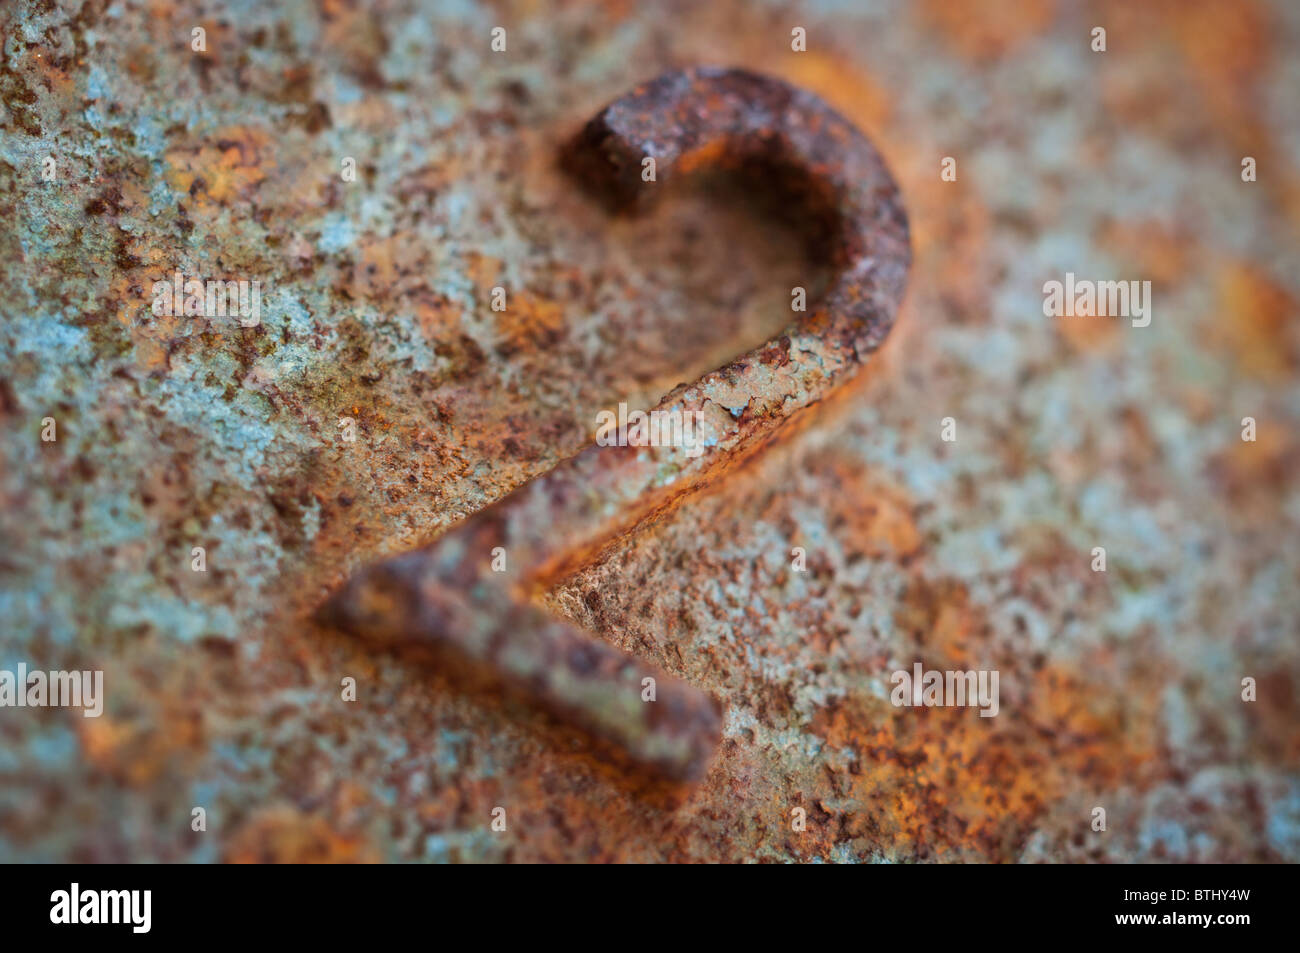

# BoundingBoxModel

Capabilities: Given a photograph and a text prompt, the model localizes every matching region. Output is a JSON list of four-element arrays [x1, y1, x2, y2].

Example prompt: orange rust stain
[[349, 234, 402, 300], [130, 329, 171, 373], [318, 2, 389, 78], [223, 804, 379, 863], [812, 657, 1161, 858], [811, 454, 923, 560], [1210, 261, 1297, 382], [104, 266, 151, 332], [1055, 309, 1121, 354], [919, 0, 1056, 63], [895, 577, 981, 667], [78, 716, 135, 771], [909, 176, 991, 277], [1166, 0, 1271, 84], [29, 47, 77, 97], [414, 296, 462, 342], [1166, 0, 1273, 154], [592, 0, 637, 18], [1281, 177, 1300, 237], [346, 230, 441, 304], [464, 251, 503, 293], [675, 140, 730, 177], [780, 52, 892, 133], [1208, 417, 1296, 509], [164, 126, 272, 207], [1096, 220, 1194, 288], [1248, 671, 1300, 766], [1179, 386, 1216, 426], [494, 292, 566, 351], [78, 702, 205, 787], [1096, 0, 1275, 159]]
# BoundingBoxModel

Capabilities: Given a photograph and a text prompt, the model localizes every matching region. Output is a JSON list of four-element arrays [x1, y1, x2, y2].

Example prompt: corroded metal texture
[[322, 67, 909, 787], [1, 0, 1298, 863]]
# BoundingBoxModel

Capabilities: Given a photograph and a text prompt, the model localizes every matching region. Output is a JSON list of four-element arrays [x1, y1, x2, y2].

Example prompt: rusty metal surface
[[323, 67, 909, 789], [2, 0, 1299, 862]]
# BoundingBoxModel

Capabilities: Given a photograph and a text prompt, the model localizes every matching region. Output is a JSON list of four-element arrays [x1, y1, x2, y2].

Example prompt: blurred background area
[[0, 0, 1297, 861]]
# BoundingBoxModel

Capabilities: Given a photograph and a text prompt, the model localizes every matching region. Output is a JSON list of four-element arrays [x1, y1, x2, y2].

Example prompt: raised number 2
[[322, 67, 910, 789]]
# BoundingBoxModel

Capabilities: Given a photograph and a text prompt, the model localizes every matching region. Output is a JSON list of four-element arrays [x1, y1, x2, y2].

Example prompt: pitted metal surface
[[323, 67, 910, 788], [1, 0, 1298, 862]]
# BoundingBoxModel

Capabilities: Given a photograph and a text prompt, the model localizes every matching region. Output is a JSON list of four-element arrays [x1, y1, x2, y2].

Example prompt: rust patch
[[1210, 261, 1298, 382], [165, 126, 273, 207], [322, 67, 911, 786], [919, 0, 1056, 63], [224, 804, 379, 863]]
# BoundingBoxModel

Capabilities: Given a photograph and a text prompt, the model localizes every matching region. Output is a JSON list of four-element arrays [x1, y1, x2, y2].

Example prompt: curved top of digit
[[568, 66, 910, 363]]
